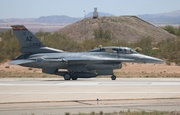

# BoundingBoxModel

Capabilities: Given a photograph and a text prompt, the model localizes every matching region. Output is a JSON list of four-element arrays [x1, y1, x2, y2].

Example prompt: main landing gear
[[111, 75, 116, 80], [64, 73, 78, 80], [64, 74, 71, 80], [63, 73, 116, 80]]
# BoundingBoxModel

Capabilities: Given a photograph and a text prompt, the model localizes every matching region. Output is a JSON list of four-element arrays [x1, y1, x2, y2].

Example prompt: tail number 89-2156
[[29, 43, 41, 47]]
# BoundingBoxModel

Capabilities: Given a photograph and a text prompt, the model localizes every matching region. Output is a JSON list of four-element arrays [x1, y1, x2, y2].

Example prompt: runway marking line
[[0, 97, 180, 105], [0, 92, 180, 94], [0, 81, 180, 86]]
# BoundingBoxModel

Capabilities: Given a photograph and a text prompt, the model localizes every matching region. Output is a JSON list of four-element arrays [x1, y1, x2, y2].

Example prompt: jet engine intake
[[67, 64, 87, 72]]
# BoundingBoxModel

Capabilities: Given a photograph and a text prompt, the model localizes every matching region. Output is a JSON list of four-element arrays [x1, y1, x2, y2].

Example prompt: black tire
[[111, 75, 116, 80], [72, 77, 78, 80], [64, 74, 71, 80]]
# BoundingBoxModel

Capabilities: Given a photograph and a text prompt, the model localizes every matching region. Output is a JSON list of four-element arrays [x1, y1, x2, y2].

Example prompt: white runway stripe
[[0, 92, 180, 94], [0, 82, 180, 86]]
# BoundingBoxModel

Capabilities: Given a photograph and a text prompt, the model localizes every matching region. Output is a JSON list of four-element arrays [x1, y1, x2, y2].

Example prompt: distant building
[[93, 6, 98, 19]]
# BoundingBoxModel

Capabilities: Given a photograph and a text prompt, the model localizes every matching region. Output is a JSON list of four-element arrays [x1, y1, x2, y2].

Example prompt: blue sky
[[0, 0, 180, 18]]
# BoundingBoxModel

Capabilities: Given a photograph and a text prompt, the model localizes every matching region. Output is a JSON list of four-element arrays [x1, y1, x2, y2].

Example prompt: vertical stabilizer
[[11, 25, 45, 48], [11, 25, 63, 53]]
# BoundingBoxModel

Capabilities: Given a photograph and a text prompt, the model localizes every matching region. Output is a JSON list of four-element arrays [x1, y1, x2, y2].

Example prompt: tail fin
[[11, 25, 63, 53], [11, 25, 45, 48]]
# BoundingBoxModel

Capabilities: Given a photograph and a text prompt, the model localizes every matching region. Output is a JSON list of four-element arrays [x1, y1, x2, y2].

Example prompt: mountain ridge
[[0, 9, 180, 24], [138, 9, 180, 24]]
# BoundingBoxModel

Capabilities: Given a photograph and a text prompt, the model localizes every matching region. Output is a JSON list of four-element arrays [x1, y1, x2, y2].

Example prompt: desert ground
[[0, 61, 179, 78]]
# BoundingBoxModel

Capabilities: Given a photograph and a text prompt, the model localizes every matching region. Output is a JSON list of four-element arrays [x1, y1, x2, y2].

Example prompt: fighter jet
[[9, 25, 163, 80]]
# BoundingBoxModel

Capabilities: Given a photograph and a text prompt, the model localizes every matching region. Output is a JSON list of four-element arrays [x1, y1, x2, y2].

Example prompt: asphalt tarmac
[[0, 78, 180, 115]]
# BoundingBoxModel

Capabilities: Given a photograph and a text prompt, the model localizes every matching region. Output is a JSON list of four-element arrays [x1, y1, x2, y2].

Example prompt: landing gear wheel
[[64, 74, 71, 80], [72, 77, 78, 80], [111, 75, 116, 80]]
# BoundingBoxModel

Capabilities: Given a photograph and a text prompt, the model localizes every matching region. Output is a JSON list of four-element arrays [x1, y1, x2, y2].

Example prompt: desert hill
[[58, 16, 175, 42]]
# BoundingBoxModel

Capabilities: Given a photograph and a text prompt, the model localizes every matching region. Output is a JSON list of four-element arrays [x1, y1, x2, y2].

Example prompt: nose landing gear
[[111, 75, 116, 80]]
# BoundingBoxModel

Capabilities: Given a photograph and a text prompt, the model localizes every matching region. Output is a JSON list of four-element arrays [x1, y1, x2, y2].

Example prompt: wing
[[9, 60, 35, 65]]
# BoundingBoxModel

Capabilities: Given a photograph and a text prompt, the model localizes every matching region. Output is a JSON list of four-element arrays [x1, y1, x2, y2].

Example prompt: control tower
[[93, 6, 98, 19]]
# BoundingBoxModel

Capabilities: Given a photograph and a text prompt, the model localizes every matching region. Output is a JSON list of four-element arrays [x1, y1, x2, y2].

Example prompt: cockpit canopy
[[88, 46, 138, 54]]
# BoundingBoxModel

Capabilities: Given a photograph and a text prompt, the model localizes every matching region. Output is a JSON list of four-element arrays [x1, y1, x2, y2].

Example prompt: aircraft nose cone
[[140, 55, 164, 63], [151, 58, 164, 63]]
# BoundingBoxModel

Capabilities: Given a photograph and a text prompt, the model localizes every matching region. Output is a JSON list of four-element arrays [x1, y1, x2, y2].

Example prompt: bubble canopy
[[88, 46, 138, 54]]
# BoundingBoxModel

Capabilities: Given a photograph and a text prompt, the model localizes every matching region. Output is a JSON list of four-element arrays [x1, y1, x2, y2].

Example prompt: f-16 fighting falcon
[[9, 25, 163, 80]]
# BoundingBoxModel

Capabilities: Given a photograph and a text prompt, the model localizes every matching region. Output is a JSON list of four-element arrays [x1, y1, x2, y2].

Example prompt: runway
[[0, 78, 180, 115]]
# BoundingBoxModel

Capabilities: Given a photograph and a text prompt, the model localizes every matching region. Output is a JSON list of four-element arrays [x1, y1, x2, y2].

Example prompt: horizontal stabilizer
[[21, 47, 64, 53], [9, 60, 35, 65]]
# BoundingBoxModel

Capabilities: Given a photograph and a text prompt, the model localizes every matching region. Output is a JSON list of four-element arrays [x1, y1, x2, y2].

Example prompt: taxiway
[[0, 78, 180, 115]]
